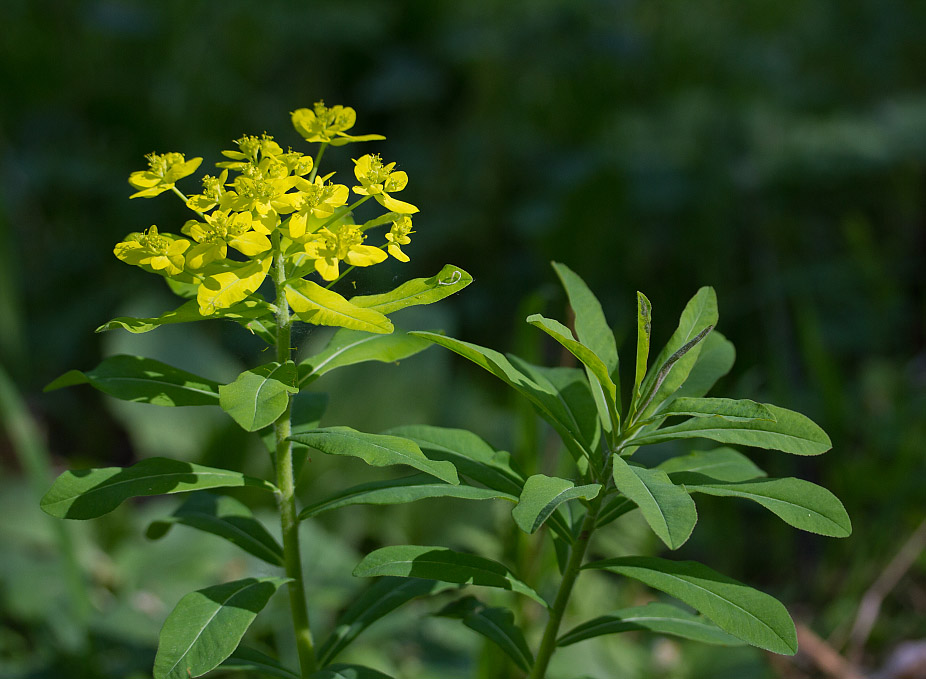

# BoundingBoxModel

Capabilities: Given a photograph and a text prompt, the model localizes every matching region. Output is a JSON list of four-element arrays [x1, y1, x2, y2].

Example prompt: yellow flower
[[186, 170, 232, 213], [286, 176, 350, 239], [114, 226, 190, 275], [129, 153, 202, 199], [181, 210, 271, 269], [304, 225, 387, 281], [352, 154, 418, 214], [385, 216, 414, 262], [291, 101, 385, 146]]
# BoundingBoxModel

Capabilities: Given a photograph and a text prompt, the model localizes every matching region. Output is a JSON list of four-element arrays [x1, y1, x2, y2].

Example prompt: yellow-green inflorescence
[[116, 102, 419, 327]]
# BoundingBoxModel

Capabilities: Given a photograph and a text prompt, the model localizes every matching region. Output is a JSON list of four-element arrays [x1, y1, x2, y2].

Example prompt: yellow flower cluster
[[115, 103, 418, 319]]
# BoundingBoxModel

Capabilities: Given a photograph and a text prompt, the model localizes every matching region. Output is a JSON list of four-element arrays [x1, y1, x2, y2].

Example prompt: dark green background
[[2, 1, 924, 677]]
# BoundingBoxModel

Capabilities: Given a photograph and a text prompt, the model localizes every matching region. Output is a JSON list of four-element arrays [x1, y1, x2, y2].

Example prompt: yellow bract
[[129, 153, 202, 199], [197, 257, 272, 316], [285, 278, 393, 334]]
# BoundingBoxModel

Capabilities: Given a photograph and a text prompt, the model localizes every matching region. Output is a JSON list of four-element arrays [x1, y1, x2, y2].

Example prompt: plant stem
[[528, 498, 601, 679], [272, 248, 317, 677]]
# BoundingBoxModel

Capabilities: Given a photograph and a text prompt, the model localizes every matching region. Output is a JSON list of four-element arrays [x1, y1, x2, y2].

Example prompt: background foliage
[[1, 1, 924, 677]]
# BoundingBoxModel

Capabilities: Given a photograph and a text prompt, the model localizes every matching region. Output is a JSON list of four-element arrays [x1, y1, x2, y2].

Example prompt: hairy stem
[[272, 248, 317, 676], [528, 498, 601, 679]]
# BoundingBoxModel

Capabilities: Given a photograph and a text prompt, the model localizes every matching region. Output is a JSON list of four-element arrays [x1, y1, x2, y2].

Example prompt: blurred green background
[[2, 1, 925, 677]]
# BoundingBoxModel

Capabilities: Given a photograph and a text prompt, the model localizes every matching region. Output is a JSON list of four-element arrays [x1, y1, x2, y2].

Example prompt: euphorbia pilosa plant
[[41, 102, 850, 679], [42, 103, 473, 679]]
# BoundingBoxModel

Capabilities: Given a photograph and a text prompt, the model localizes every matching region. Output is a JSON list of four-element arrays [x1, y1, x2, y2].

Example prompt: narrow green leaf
[[220, 647, 299, 678], [637, 287, 718, 418], [220, 361, 298, 432], [44, 355, 220, 406], [289, 427, 459, 484], [557, 601, 745, 647], [512, 474, 601, 534], [318, 578, 455, 666], [526, 314, 620, 430], [632, 404, 832, 456], [657, 448, 766, 482], [286, 278, 393, 334], [41, 458, 276, 520], [611, 456, 697, 549], [353, 545, 547, 607], [678, 474, 851, 537], [551, 261, 619, 379], [153, 577, 290, 679], [584, 557, 797, 654], [386, 425, 524, 496], [299, 474, 515, 520], [436, 596, 534, 672], [309, 665, 395, 679], [96, 298, 273, 334], [656, 397, 776, 423], [297, 328, 432, 386], [633, 292, 652, 401], [146, 492, 284, 566], [350, 264, 473, 314], [410, 332, 591, 465]]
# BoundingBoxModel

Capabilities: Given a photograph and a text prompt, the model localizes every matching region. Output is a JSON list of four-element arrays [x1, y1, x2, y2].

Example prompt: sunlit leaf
[[96, 298, 273, 334], [297, 328, 431, 386], [219, 361, 298, 432], [41, 457, 276, 519], [611, 455, 697, 549], [350, 264, 473, 314], [153, 577, 290, 679], [584, 556, 797, 654], [286, 278, 392, 334]]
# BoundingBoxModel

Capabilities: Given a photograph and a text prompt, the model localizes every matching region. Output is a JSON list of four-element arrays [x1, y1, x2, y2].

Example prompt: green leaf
[[96, 298, 273, 334], [44, 355, 220, 406], [611, 455, 697, 549], [286, 278, 393, 334], [299, 474, 515, 520], [512, 474, 601, 534], [353, 545, 547, 607], [41, 458, 276, 519], [309, 665, 395, 679], [289, 427, 459, 484], [657, 448, 767, 482], [219, 361, 298, 432], [436, 596, 534, 672], [386, 425, 524, 496], [637, 287, 718, 418], [220, 647, 299, 678], [583, 557, 797, 654], [551, 262, 619, 379], [318, 577, 455, 666], [153, 577, 290, 679], [656, 397, 776, 422], [526, 314, 620, 430], [632, 404, 832, 456], [350, 264, 473, 314], [678, 474, 851, 537], [557, 601, 745, 647], [633, 292, 653, 401], [297, 328, 431, 386], [261, 391, 329, 453], [410, 333, 592, 465], [146, 492, 284, 566]]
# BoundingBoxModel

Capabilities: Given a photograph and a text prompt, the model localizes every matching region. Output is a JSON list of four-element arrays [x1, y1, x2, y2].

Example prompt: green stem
[[318, 195, 372, 232], [272, 248, 317, 677], [308, 143, 328, 183], [528, 497, 602, 679]]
